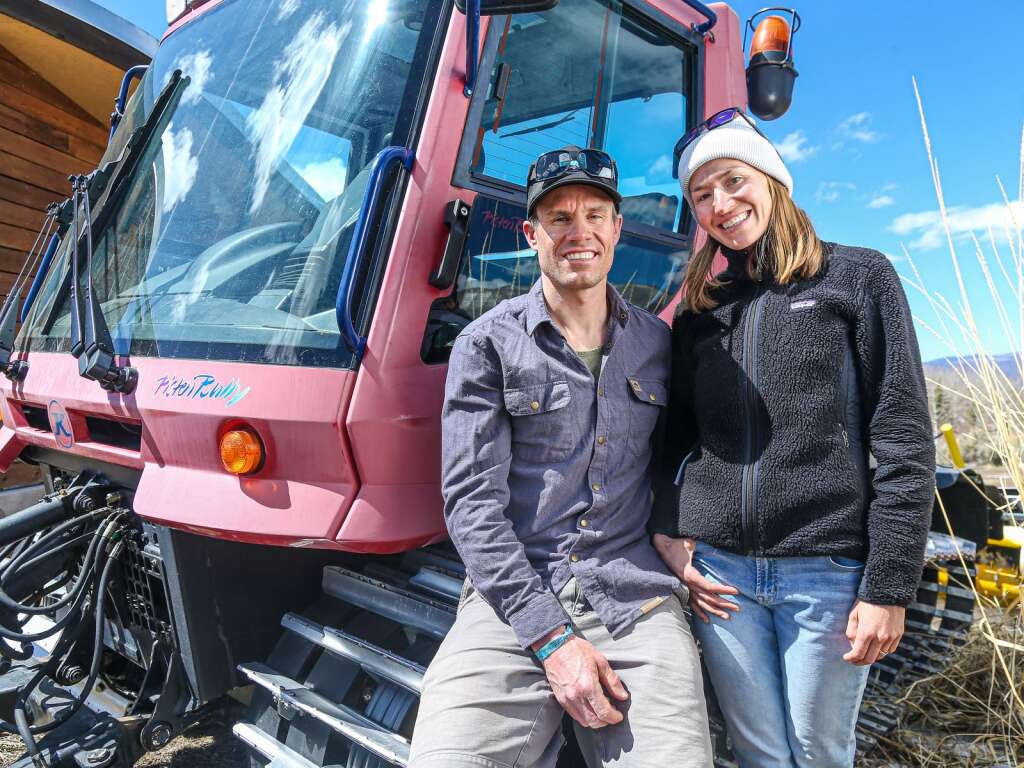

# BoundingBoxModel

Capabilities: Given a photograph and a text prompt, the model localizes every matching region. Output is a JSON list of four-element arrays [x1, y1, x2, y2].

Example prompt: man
[[408, 147, 712, 768]]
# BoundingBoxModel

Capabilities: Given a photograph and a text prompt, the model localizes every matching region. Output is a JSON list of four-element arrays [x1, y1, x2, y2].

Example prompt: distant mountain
[[923, 352, 1021, 381]]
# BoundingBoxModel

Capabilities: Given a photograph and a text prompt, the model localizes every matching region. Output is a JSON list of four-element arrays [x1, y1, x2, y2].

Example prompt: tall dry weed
[[875, 77, 1024, 766]]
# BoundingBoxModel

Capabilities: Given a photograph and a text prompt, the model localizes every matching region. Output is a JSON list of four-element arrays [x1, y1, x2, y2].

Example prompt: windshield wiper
[[89, 70, 187, 230], [0, 202, 64, 382], [501, 110, 578, 139], [40, 71, 188, 394], [68, 173, 138, 394]]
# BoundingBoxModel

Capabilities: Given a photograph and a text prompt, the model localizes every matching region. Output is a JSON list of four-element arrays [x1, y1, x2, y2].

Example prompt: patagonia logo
[[790, 299, 817, 311]]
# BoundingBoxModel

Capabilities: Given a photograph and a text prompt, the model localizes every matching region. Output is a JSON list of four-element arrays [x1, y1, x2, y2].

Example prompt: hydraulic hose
[[0, 496, 68, 549], [14, 538, 125, 768], [0, 473, 130, 765], [0, 509, 112, 616], [0, 513, 116, 648]]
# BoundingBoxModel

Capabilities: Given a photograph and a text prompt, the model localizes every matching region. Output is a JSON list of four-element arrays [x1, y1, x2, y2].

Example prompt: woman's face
[[689, 158, 773, 251]]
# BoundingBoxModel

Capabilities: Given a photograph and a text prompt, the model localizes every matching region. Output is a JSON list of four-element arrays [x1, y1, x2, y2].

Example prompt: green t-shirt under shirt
[[576, 347, 603, 381]]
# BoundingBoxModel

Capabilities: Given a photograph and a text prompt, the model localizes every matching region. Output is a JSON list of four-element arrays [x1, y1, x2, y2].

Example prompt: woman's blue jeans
[[691, 543, 871, 768]]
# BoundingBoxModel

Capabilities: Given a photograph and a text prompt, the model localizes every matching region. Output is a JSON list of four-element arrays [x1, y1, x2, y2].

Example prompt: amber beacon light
[[744, 8, 801, 120], [220, 427, 264, 475]]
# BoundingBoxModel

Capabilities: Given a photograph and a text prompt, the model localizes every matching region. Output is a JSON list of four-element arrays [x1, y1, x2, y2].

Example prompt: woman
[[650, 108, 935, 767]]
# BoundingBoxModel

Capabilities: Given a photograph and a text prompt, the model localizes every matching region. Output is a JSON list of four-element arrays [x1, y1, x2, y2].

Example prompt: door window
[[467, 0, 695, 232], [422, 197, 687, 362]]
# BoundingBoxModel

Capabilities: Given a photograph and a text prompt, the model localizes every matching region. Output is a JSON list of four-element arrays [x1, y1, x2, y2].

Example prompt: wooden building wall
[[0, 41, 107, 301]]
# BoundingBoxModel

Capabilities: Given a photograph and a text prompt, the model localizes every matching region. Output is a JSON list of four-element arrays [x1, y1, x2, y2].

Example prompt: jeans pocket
[[827, 555, 865, 572]]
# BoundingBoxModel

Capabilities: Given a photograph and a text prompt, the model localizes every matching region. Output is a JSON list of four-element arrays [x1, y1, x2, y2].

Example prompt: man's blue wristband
[[534, 626, 574, 662]]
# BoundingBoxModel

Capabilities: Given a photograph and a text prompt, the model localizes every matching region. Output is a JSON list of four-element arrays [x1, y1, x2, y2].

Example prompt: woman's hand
[[652, 534, 739, 622], [843, 600, 905, 665]]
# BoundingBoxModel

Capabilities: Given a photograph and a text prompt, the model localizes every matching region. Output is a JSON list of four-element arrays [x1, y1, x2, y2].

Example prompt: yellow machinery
[[941, 423, 1022, 605]]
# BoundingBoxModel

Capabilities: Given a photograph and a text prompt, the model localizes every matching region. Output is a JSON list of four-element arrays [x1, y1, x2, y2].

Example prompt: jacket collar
[[525, 278, 630, 337], [715, 246, 750, 282]]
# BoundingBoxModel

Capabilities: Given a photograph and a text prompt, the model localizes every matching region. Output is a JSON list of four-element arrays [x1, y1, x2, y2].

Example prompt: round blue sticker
[[47, 400, 74, 449]]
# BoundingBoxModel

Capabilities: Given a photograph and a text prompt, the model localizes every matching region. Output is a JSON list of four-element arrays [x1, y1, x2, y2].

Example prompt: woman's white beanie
[[677, 118, 794, 209]]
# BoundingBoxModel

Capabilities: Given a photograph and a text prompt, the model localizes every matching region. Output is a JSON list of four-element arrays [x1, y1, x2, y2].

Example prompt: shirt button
[[597, 436, 606, 445], [598, 388, 605, 397], [570, 554, 580, 563], [630, 380, 640, 390], [530, 401, 540, 410], [591, 483, 601, 492], [579, 519, 589, 528], [649, 393, 657, 401]]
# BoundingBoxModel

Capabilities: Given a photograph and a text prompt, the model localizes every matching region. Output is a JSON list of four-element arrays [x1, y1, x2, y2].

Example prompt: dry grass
[[861, 608, 1024, 767], [874, 78, 1024, 765]]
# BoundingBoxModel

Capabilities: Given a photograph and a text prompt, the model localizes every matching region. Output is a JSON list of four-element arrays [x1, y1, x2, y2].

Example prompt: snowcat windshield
[[21, 0, 439, 367]]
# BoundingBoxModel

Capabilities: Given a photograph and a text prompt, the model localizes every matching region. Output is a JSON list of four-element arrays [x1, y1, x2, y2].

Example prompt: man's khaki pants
[[408, 579, 713, 768]]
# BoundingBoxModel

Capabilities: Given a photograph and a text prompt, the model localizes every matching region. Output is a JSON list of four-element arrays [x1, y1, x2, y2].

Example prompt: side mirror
[[456, 0, 558, 97], [743, 8, 801, 121]]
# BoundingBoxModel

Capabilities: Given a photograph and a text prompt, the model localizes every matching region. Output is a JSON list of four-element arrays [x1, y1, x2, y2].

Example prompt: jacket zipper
[[740, 285, 768, 555]]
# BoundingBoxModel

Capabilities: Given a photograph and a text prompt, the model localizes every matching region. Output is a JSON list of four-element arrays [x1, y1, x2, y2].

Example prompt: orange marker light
[[220, 427, 264, 475], [750, 15, 791, 61]]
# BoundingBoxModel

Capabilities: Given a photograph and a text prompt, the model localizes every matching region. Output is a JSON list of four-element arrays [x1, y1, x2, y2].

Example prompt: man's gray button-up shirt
[[441, 279, 681, 649]]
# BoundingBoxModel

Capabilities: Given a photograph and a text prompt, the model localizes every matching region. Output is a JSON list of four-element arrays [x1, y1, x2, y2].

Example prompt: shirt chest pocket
[[504, 380, 577, 463], [626, 376, 667, 458]]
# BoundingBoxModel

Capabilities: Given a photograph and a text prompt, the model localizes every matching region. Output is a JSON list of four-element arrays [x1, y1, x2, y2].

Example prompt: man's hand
[[532, 628, 627, 728], [843, 600, 905, 665], [653, 534, 739, 622]]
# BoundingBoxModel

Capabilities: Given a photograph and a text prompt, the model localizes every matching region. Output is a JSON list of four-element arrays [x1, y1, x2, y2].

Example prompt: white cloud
[[160, 122, 198, 212], [169, 49, 213, 106], [837, 112, 879, 143], [300, 156, 348, 201], [277, 0, 300, 19], [775, 130, 819, 163], [646, 154, 673, 182], [889, 201, 1024, 251], [247, 12, 347, 214], [815, 181, 855, 203], [867, 195, 894, 209]]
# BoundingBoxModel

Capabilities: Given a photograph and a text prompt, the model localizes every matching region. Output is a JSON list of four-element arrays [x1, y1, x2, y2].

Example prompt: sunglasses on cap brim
[[671, 107, 769, 179], [529, 148, 618, 184]]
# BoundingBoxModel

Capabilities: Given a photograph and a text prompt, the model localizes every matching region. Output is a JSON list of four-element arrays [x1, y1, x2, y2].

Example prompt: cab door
[[342, 0, 737, 551]]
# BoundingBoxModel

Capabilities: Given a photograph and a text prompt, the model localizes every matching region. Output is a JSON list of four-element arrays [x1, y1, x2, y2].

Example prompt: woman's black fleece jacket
[[651, 242, 935, 606]]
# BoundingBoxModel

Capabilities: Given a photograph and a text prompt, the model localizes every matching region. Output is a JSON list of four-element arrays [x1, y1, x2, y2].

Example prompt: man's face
[[523, 185, 622, 293]]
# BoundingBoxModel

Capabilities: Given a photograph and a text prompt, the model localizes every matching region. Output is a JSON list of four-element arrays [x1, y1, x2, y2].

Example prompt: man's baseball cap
[[526, 146, 622, 216]]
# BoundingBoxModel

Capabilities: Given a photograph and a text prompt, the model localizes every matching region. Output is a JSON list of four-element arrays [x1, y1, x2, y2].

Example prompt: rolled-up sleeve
[[441, 333, 568, 649]]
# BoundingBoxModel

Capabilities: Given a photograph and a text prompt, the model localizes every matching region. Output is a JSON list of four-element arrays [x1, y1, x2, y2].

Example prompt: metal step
[[233, 721, 325, 768], [322, 567, 455, 640], [408, 567, 462, 603], [281, 612, 425, 694], [238, 662, 411, 767], [400, 548, 466, 579]]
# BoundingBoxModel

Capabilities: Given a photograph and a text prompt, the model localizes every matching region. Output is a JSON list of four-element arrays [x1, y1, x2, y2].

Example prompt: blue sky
[[95, 0, 1024, 362]]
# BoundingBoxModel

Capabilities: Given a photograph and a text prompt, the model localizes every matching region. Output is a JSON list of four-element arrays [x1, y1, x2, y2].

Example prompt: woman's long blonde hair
[[684, 175, 824, 312]]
